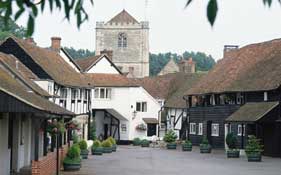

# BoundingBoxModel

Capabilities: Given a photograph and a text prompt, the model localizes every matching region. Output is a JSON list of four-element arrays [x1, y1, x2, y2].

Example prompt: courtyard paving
[[62, 145, 281, 175]]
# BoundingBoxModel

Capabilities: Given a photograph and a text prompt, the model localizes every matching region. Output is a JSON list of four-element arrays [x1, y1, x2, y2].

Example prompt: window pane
[[94, 89, 99, 98], [142, 102, 147, 112], [136, 102, 141, 112], [100, 88, 105, 98]]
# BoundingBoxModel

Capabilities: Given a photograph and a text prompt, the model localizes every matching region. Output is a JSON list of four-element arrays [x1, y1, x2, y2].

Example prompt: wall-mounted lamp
[[132, 110, 137, 120]]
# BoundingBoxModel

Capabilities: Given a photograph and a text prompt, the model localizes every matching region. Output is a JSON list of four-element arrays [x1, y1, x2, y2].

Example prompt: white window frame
[[94, 88, 111, 99], [264, 92, 268, 101], [198, 123, 203, 135], [136, 102, 147, 112], [237, 124, 245, 136], [190, 123, 196, 135], [211, 123, 219, 137]]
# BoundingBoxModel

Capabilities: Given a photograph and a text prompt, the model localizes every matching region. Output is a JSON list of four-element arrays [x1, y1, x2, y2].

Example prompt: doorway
[[206, 121, 212, 145], [104, 124, 108, 139], [147, 124, 157, 136]]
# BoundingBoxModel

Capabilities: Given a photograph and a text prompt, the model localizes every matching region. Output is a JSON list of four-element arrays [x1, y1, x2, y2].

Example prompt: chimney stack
[[100, 49, 113, 60], [51, 37, 61, 53], [223, 45, 239, 58]]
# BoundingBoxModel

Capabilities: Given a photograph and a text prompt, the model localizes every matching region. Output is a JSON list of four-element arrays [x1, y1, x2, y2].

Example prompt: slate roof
[[0, 53, 51, 97], [0, 37, 93, 88], [186, 38, 281, 95], [0, 62, 74, 116], [225, 101, 279, 122], [107, 10, 139, 24]]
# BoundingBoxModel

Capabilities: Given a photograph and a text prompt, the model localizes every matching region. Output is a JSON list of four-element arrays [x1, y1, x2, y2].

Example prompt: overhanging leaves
[[207, 0, 218, 26]]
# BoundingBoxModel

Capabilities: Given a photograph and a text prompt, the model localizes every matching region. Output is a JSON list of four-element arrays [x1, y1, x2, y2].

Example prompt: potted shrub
[[245, 135, 263, 162], [63, 144, 81, 171], [182, 140, 192, 151], [141, 139, 150, 147], [163, 130, 177, 149], [108, 137, 117, 152], [133, 138, 141, 146], [226, 132, 239, 158], [79, 140, 89, 159], [200, 137, 212, 153], [102, 139, 113, 153], [91, 140, 103, 155]]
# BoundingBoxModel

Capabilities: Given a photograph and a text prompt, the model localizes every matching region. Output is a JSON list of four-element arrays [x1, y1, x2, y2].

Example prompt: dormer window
[[118, 33, 127, 48]]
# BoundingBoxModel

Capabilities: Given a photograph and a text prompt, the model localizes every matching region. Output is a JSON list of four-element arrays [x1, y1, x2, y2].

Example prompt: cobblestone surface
[[62, 145, 281, 175]]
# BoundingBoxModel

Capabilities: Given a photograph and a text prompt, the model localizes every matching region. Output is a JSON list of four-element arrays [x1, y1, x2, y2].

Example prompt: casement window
[[94, 88, 111, 99], [189, 123, 196, 135], [136, 102, 147, 112], [71, 89, 78, 100], [211, 123, 219, 136], [121, 124, 127, 132], [60, 88, 67, 99], [236, 92, 244, 105], [77, 89, 82, 101], [118, 33, 127, 48], [237, 124, 246, 136], [264, 92, 268, 101], [198, 123, 203, 135], [48, 83, 52, 94]]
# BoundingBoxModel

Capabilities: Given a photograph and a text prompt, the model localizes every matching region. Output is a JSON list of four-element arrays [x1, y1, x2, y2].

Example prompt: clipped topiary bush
[[78, 140, 88, 150], [226, 132, 238, 149], [141, 139, 149, 147], [133, 138, 141, 146], [92, 140, 103, 155], [108, 136, 116, 145], [63, 144, 81, 171], [102, 140, 112, 148], [67, 144, 81, 159], [163, 130, 177, 143], [92, 140, 102, 149]]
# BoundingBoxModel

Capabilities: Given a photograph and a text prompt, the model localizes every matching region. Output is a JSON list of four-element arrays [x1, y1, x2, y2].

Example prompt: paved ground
[[62, 145, 281, 175]]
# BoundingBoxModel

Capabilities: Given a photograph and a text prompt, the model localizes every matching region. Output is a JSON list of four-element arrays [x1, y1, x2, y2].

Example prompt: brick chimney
[[178, 57, 196, 73], [223, 45, 239, 58], [100, 49, 113, 60], [25, 38, 36, 45], [51, 37, 61, 52]]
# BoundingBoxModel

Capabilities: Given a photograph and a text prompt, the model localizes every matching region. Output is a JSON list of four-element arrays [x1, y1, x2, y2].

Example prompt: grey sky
[[17, 0, 281, 60]]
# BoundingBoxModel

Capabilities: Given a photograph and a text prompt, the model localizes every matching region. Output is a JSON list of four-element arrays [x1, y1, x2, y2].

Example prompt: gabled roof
[[0, 53, 51, 97], [85, 73, 137, 87], [0, 63, 74, 116], [158, 58, 179, 75], [60, 48, 82, 71], [186, 38, 281, 95], [225, 101, 279, 122], [0, 37, 93, 88], [75, 55, 122, 74], [107, 9, 139, 24]]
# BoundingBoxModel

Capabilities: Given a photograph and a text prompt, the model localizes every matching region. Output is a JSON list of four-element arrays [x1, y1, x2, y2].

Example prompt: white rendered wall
[[87, 57, 120, 74], [0, 113, 11, 175], [92, 87, 161, 140], [34, 80, 54, 95], [60, 50, 80, 72], [167, 108, 185, 139]]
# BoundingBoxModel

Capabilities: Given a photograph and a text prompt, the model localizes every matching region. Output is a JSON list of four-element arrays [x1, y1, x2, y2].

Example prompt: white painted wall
[[0, 113, 11, 175], [60, 50, 80, 72], [92, 86, 161, 141], [34, 80, 54, 95], [87, 57, 120, 74]]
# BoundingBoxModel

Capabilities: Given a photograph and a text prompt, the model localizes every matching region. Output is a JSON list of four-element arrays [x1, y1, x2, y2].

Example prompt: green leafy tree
[[64, 47, 95, 59], [0, 16, 26, 40], [0, 0, 93, 36]]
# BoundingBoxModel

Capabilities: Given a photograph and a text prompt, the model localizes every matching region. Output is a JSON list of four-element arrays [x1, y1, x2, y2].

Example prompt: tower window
[[118, 33, 127, 48]]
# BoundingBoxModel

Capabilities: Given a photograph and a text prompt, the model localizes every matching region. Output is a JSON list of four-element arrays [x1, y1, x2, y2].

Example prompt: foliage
[[107, 137, 116, 145], [92, 140, 102, 149], [78, 140, 88, 150], [0, 0, 93, 36], [149, 51, 216, 76], [185, 0, 280, 26], [163, 130, 177, 143], [66, 144, 81, 159], [72, 132, 79, 144], [46, 119, 65, 135], [141, 139, 149, 145], [133, 138, 141, 145], [0, 16, 26, 40], [64, 47, 95, 59], [201, 136, 209, 145], [65, 120, 79, 130], [135, 123, 147, 131], [89, 121, 96, 140], [101, 140, 112, 148], [63, 156, 81, 164], [226, 132, 238, 149], [245, 135, 263, 154], [183, 140, 192, 146]]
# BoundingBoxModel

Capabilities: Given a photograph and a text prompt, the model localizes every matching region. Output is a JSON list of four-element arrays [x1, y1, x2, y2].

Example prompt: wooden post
[[34, 120, 40, 161], [88, 111, 91, 140], [56, 132, 60, 175], [241, 123, 244, 149], [43, 120, 48, 156]]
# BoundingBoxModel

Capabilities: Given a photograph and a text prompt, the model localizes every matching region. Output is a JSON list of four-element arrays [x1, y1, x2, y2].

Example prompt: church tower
[[95, 10, 149, 78]]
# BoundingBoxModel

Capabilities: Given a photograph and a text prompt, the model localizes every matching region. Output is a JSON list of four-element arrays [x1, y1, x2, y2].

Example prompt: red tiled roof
[[86, 73, 137, 87], [75, 55, 101, 72]]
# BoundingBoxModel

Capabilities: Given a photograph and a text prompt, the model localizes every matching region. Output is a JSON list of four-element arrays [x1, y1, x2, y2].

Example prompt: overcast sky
[[17, 0, 281, 60]]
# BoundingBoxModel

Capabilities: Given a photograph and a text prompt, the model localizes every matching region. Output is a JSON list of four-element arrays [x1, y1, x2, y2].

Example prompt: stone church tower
[[95, 10, 149, 78]]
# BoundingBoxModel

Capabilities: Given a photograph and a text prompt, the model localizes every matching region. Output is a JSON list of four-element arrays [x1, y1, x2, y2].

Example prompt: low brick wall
[[32, 145, 69, 175]]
